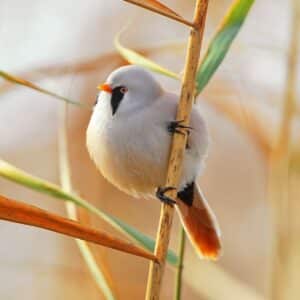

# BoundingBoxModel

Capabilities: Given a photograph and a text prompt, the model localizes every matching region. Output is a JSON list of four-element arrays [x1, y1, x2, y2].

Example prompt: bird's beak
[[97, 83, 112, 93]]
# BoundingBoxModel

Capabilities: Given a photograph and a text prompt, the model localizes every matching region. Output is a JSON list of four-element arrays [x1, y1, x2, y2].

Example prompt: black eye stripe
[[111, 86, 126, 115], [94, 93, 100, 106]]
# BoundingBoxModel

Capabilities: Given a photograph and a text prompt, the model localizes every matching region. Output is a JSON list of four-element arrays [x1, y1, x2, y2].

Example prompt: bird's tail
[[176, 183, 222, 260]]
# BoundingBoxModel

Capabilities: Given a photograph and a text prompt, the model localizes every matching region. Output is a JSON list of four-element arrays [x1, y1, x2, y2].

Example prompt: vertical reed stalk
[[270, 1, 299, 299], [145, 1, 209, 299]]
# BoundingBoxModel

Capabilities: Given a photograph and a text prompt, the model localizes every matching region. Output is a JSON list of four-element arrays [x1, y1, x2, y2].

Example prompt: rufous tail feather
[[176, 182, 222, 260]]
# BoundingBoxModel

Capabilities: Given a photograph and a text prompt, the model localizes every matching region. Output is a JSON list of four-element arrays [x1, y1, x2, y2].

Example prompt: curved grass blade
[[115, 30, 180, 80], [0, 159, 178, 266], [0, 70, 90, 109], [196, 0, 255, 94]]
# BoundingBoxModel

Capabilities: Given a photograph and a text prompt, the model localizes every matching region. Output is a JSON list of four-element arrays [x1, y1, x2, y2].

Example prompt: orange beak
[[97, 83, 112, 93]]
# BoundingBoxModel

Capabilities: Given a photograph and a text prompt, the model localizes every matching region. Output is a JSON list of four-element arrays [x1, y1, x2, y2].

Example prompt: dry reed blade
[[0, 194, 158, 262], [0, 158, 178, 266], [123, 0, 194, 27]]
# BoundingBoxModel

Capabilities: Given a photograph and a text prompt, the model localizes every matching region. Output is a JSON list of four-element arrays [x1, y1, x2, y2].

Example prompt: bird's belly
[[88, 122, 169, 197], [87, 104, 205, 197]]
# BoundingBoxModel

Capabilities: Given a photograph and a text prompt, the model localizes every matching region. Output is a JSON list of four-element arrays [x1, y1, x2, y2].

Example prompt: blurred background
[[0, 0, 299, 299]]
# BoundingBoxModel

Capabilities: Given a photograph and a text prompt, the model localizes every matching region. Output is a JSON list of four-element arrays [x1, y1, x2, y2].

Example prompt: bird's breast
[[86, 109, 169, 196]]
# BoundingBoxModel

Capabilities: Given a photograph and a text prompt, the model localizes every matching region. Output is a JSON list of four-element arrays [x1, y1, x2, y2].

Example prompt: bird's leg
[[156, 186, 177, 205], [167, 119, 192, 136]]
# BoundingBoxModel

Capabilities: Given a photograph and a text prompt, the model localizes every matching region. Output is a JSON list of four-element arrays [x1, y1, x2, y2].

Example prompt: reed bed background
[[0, 0, 299, 299]]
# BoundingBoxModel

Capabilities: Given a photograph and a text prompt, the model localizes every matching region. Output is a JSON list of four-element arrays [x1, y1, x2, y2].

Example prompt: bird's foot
[[156, 186, 177, 206], [167, 119, 192, 136]]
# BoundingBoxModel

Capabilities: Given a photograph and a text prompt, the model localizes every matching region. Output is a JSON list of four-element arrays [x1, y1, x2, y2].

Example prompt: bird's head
[[95, 65, 163, 116]]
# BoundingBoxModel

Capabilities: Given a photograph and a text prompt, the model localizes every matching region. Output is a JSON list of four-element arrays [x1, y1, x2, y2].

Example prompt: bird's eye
[[120, 87, 128, 94]]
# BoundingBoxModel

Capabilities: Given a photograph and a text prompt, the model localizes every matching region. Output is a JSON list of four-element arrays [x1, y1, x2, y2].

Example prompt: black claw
[[156, 186, 177, 205], [167, 120, 192, 136]]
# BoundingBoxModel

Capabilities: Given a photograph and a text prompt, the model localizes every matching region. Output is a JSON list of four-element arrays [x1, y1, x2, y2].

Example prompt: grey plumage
[[86, 65, 221, 259]]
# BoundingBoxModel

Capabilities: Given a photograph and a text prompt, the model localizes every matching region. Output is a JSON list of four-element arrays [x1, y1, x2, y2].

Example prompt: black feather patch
[[94, 94, 99, 106], [177, 182, 194, 206], [111, 86, 125, 115]]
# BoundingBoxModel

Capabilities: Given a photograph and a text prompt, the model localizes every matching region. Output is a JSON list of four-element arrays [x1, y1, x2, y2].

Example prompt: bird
[[86, 65, 221, 259]]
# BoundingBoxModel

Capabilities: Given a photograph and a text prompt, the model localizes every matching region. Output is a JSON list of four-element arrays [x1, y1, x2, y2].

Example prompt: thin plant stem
[[0, 70, 89, 109], [270, 1, 299, 299], [174, 227, 186, 300], [145, 0, 209, 299], [58, 103, 117, 300]]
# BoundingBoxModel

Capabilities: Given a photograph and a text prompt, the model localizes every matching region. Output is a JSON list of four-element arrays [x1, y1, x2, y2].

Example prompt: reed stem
[[145, 1, 209, 299], [270, 1, 299, 299]]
